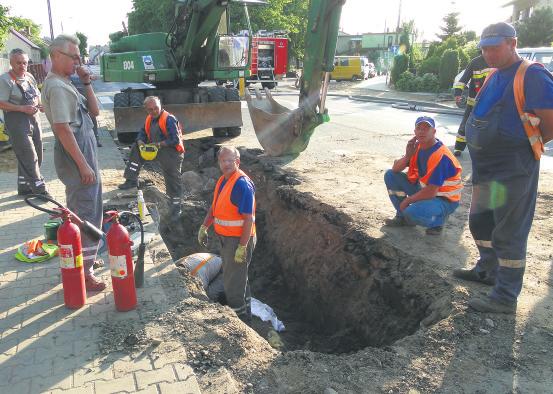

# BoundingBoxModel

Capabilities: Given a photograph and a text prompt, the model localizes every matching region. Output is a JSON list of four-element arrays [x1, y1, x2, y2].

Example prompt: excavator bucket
[[246, 88, 312, 156]]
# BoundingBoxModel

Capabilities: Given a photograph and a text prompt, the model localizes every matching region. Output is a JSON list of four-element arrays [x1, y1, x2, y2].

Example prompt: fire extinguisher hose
[[24, 194, 104, 242], [117, 211, 146, 288]]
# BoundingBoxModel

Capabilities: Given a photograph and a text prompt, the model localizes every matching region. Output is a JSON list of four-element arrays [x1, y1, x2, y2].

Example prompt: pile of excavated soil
[[112, 133, 553, 393]]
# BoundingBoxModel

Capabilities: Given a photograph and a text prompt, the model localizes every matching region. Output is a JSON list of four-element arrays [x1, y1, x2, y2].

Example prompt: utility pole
[[395, 0, 402, 45], [46, 0, 54, 40]]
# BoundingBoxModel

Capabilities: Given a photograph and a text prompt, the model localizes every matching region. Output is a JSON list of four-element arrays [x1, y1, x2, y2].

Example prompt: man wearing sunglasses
[[41, 34, 105, 292]]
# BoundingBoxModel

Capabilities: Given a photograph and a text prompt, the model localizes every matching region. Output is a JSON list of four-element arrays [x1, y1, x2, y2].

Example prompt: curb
[[349, 95, 464, 116]]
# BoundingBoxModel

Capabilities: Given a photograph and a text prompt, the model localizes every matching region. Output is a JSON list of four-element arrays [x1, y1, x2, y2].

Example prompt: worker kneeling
[[384, 116, 463, 235], [118, 96, 185, 217]]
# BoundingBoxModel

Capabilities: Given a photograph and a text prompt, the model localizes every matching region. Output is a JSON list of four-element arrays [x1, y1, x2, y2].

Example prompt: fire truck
[[248, 30, 288, 89]]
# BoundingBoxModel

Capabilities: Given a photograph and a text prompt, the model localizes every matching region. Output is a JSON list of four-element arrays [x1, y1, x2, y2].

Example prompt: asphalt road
[[90, 75, 553, 171]]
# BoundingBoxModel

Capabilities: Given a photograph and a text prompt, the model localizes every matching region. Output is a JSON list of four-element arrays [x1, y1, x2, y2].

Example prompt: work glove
[[197, 225, 208, 247], [234, 244, 247, 264]]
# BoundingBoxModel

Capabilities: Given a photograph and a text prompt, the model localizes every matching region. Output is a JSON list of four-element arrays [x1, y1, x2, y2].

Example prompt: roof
[[9, 28, 40, 50]]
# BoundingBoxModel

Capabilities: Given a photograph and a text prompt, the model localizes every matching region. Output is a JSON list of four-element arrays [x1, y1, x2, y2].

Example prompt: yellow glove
[[197, 225, 208, 247], [234, 244, 247, 264]]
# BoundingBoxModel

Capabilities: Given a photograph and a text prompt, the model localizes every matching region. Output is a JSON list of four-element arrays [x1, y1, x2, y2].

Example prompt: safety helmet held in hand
[[139, 144, 158, 161]]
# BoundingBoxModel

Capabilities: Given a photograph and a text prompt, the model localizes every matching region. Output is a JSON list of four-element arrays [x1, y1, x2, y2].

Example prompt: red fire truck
[[249, 31, 288, 89]]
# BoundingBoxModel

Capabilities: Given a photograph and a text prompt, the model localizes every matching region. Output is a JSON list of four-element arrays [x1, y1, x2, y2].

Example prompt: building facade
[[504, 0, 553, 21], [1, 29, 42, 64]]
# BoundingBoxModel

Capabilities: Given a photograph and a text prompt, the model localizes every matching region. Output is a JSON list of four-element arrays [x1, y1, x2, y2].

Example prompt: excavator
[[102, 0, 345, 156]]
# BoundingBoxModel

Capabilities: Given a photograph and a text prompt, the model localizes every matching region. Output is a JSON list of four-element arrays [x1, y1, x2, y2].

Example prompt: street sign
[[390, 45, 399, 55]]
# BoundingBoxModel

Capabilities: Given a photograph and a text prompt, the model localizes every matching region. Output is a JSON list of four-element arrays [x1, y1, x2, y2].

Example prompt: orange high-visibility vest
[[513, 60, 545, 160], [212, 169, 256, 237], [144, 110, 185, 153], [407, 144, 463, 202]]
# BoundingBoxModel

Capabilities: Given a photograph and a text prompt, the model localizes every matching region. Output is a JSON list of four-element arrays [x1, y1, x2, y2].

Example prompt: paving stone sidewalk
[[0, 116, 200, 394]]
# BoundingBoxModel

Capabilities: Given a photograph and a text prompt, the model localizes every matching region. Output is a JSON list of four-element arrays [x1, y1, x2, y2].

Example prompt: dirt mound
[[118, 134, 553, 393]]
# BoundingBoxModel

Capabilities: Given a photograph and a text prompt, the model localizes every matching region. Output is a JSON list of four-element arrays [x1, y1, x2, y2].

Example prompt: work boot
[[384, 216, 415, 227], [468, 296, 516, 314], [426, 226, 443, 236], [17, 189, 32, 197], [85, 274, 106, 291], [118, 179, 138, 190], [452, 268, 495, 286], [454, 150, 462, 157]]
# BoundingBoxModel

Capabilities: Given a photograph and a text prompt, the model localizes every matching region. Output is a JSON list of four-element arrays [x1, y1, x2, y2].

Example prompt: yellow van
[[330, 56, 373, 81]]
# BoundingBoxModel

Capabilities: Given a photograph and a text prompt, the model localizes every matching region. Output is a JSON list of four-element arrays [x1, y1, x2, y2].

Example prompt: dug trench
[[135, 136, 455, 355]]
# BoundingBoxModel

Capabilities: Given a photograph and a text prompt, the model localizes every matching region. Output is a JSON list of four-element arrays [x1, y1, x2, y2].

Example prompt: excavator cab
[[246, 0, 345, 156]]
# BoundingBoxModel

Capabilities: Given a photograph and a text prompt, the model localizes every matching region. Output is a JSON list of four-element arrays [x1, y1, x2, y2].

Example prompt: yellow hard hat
[[139, 144, 158, 161]]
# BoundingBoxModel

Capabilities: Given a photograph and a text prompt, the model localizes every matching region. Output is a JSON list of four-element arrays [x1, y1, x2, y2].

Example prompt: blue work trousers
[[384, 170, 459, 228]]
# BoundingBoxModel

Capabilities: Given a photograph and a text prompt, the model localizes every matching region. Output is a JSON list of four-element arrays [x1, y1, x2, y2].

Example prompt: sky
[[3, 0, 514, 47]]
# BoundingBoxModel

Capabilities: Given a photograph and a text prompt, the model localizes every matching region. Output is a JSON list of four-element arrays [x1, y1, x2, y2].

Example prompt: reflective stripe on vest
[[407, 144, 463, 202], [212, 169, 256, 237], [144, 110, 185, 153], [513, 60, 545, 161]]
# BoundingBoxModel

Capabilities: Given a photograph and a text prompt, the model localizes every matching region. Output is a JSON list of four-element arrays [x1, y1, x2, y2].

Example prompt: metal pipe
[[320, 72, 330, 114]]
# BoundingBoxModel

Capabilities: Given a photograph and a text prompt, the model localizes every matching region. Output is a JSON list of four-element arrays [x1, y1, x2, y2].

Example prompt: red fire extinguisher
[[105, 211, 137, 312], [57, 212, 86, 308], [25, 195, 104, 309]]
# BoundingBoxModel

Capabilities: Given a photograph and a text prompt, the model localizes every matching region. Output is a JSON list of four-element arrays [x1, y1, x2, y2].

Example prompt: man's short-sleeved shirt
[[473, 60, 553, 140], [217, 175, 255, 215], [41, 72, 87, 132], [0, 72, 39, 105], [415, 140, 458, 187]]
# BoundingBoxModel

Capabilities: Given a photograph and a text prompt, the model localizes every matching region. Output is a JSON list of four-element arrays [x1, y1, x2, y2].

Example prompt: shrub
[[420, 73, 440, 93], [391, 54, 409, 86], [440, 49, 460, 89], [395, 71, 416, 91], [458, 48, 469, 70], [418, 56, 441, 75]]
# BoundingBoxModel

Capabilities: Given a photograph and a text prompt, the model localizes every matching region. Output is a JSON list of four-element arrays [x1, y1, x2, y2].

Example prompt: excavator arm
[[246, 0, 345, 156]]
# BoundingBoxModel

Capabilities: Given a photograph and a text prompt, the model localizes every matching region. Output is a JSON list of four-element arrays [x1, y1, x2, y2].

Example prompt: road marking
[[98, 96, 113, 104]]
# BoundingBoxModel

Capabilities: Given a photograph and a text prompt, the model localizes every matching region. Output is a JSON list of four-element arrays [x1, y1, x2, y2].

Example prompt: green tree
[[127, 0, 174, 35], [109, 31, 126, 44], [457, 47, 469, 69], [391, 53, 408, 86], [0, 6, 12, 51], [463, 40, 481, 60], [10, 16, 41, 39], [516, 7, 553, 47], [230, 0, 309, 64], [439, 48, 459, 89], [76, 32, 88, 57], [438, 12, 462, 41]]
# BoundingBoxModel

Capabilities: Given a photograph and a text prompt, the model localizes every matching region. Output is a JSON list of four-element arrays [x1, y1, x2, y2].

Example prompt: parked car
[[330, 56, 373, 81], [517, 47, 553, 71]]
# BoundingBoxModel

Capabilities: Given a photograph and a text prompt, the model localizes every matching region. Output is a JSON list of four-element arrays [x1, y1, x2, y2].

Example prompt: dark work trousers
[[217, 234, 256, 322], [454, 103, 474, 153], [92, 116, 99, 140], [4, 111, 46, 194], [54, 103, 103, 276], [466, 97, 539, 305], [123, 143, 183, 207]]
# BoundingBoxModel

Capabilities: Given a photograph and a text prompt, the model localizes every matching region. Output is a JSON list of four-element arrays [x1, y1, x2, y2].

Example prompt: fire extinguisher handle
[[81, 220, 105, 242]]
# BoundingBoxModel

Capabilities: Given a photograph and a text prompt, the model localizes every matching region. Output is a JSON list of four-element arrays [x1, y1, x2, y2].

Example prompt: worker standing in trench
[[197, 145, 256, 323], [118, 96, 185, 218]]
